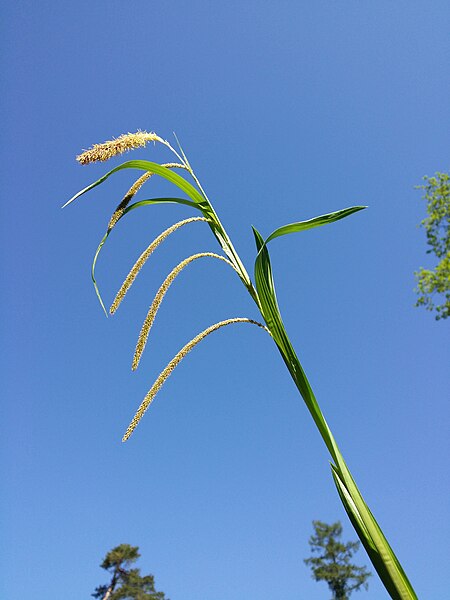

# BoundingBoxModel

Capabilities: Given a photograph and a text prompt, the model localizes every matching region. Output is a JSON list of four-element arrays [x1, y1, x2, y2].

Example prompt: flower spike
[[123, 318, 269, 442], [132, 252, 237, 370], [110, 217, 209, 315], [77, 131, 164, 165]]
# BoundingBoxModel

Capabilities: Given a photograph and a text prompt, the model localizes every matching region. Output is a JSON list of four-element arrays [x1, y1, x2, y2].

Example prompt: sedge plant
[[65, 130, 417, 599]]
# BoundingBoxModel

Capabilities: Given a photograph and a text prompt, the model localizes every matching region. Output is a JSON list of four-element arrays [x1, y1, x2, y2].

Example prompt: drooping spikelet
[[132, 252, 236, 370], [107, 172, 152, 230], [122, 318, 269, 442], [76, 131, 164, 165], [107, 163, 186, 230], [110, 217, 208, 315]]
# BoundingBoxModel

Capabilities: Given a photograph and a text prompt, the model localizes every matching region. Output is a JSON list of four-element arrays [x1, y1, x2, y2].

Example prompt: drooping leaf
[[63, 160, 206, 208], [91, 198, 202, 315], [65, 160, 253, 302]]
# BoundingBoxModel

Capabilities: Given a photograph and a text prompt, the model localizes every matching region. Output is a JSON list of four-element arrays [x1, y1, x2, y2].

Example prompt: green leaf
[[64, 159, 255, 306], [331, 466, 417, 600], [253, 225, 337, 457], [123, 197, 198, 212], [91, 198, 202, 316], [91, 231, 109, 316], [63, 160, 206, 316], [265, 206, 366, 244], [63, 160, 206, 208], [253, 228, 417, 600], [252, 226, 264, 253], [65, 159, 256, 299]]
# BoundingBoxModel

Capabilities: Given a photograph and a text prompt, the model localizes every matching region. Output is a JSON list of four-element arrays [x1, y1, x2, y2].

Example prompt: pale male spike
[[107, 163, 187, 230], [132, 252, 237, 370], [123, 318, 269, 442], [110, 217, 209, 315], [76, 131, 164, 165]]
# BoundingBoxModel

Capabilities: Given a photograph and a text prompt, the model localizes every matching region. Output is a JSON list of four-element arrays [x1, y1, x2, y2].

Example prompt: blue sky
[[1, 2, 449, 599]]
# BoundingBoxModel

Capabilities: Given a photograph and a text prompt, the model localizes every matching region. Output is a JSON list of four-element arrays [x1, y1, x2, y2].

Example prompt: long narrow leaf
[[265, 206, 366, 244], [91, 197, 202, 315], [252, 226, 337, 457], [253, 229, 417, 599], [63, 160, 206, 208], [331, 466, 417, 600]]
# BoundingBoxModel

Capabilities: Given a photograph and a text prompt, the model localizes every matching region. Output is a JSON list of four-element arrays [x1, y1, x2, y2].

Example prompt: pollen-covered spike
[[122, 318, 269, 442], [132, 253, 236, 370], [107, 171, 152, 230], [76, 130, 164, 165], [107, 163, 187, 230], [110, 217, 209, 315]]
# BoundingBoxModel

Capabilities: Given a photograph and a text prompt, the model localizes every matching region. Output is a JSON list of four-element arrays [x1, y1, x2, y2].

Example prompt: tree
[[415, 171, 450, 320], [304, 521, 371, 600], [92, 544, 168, 600]]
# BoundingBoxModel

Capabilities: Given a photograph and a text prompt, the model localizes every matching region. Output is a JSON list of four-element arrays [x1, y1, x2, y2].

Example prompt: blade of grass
[[331, 466, 416, 600], [63, 160, 206, 208], [265, 206, 367, 244], [91, 198, 202, 315]]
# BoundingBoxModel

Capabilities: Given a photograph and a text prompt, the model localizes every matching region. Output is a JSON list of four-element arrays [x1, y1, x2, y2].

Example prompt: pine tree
[[92, 544, 167, 600], [304, 521, 371, 600]]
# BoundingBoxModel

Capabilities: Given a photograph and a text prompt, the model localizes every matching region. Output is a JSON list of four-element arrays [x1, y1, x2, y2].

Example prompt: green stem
[[178, 158, 260, 307]]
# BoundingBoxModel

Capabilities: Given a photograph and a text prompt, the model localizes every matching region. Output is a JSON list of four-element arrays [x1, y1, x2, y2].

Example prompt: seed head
[[110, 217, 209, 315], [107, 172, 153, 230], [122, 318, 269, 442], [132, 252, 235, 370], [76, 131, 164, 165]]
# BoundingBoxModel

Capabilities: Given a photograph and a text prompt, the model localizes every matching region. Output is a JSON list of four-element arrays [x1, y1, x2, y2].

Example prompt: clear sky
[[1, 2, 449, 599]]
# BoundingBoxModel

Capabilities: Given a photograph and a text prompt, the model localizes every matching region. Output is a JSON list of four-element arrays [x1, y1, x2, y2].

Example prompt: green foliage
[[304, 521, 371, 600], [100, 544, 140, 571], [415, 171, 450, 319], [92, 544, 167, 600]]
